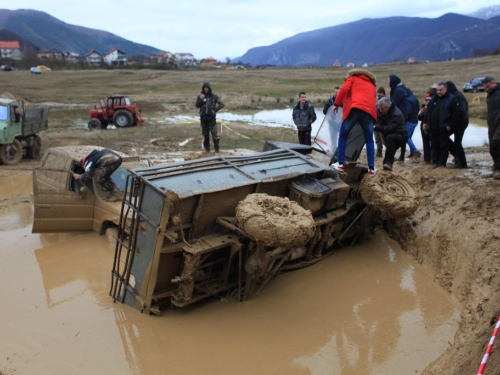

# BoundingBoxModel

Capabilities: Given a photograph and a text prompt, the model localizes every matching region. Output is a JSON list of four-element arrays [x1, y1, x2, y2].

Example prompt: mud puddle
[[0, 173, 461, 375]]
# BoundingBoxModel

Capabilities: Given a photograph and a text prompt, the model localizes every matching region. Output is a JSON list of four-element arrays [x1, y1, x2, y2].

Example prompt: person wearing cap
[[72, 149, 122, 192], [196, 82, 225, 153], [483, 76, 500, 179]]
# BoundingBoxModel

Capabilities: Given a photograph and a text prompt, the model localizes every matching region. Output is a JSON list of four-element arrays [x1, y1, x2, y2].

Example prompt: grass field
[[1, 55, 499, 154]]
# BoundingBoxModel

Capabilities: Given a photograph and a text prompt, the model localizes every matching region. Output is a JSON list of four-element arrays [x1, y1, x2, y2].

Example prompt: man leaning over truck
[[72, 149, 122, 192]]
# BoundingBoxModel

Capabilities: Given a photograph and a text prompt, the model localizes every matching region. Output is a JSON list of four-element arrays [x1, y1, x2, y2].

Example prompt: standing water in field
[[0, 172, 460, 375]]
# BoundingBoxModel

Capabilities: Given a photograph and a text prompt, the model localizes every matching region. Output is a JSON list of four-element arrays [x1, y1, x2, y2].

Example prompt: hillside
[[0, 9, 160, 56], [238, 13, 500, 66]]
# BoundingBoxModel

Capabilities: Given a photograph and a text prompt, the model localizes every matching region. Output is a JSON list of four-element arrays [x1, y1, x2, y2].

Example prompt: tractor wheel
[[88, 118, 102, 130], [26, 135, 42, 160], [113, 110, 134, 128], [0, 139, 23, 165]]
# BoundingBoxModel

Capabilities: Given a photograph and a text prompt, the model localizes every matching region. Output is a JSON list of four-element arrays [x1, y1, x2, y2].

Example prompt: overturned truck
[[109, 147, 417, 315]]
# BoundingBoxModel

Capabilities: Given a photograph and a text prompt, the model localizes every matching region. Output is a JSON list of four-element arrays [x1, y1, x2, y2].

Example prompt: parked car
[[30, 67, 42, 74], [37, 65, 51, 71], [463, 77, 486, 93], [0, 65, 15, 71]]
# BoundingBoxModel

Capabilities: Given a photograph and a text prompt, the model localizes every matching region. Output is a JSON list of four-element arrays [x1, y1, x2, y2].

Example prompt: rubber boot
[[214, 139, 220, 153]]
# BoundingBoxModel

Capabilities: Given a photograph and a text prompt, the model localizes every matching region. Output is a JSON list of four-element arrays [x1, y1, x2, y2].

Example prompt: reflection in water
[[0, 175, 461, 375], [0, 173, 33, 231], [170, 108, 489, 150]]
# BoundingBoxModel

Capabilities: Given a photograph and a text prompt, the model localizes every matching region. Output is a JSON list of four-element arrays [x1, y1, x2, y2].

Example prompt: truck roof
[[0, 98, 19, 106]]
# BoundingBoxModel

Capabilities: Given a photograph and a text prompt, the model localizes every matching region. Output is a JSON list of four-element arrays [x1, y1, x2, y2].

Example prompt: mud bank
[[380, 146, 500, 374]]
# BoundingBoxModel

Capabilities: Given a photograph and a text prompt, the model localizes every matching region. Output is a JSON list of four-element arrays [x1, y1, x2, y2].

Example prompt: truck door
[[32, 169, 95, 233]]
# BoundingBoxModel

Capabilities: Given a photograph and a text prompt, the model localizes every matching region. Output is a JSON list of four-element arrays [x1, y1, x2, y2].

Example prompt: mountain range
[[237, 12, 500, 66], [0, 9, 160, 56]]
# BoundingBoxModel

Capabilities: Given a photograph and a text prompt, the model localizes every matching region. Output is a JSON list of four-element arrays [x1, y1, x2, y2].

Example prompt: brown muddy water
[[0, 173, 461, 375]]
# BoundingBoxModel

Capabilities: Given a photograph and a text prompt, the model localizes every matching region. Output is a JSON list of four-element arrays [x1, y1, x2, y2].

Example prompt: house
[[174, 53, 196, 66], [37, 49, 63, 60], [332, 61, 341, 68], [201, 57, 217, 68], [346, 62, 355, 68], [153, 51, 175, 65], [86, 50, 103, 66], [0, 41, 23, 60], [362, 63, 369, 67], [104, 49, 127, 66], [407, 57, 416, 64], [65, 52, 80, 63]]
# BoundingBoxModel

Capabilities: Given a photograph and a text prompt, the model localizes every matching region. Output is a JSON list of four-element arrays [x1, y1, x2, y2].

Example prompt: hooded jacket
[[389, 75, 409, 120], [446, 81, 469, 126], [195, 82, 225, 120], [486, 84, 500, 128], [334, 69, 377, 121], [403, 86, 420, 124]]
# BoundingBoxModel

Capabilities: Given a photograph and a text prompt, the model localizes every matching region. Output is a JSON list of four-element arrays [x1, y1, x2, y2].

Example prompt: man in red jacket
[[332, 69, 378, 177]]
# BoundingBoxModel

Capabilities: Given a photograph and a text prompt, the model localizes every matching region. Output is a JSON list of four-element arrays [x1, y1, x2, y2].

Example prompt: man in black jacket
[[483, 76, 500, 179], [195, 82, 225, 153], [73, 149, 122, 192], [293, 92, 317, 145], [446, 81, 469, 168], [323, 87, 340, 115], [423, 82, 459, 168], [374, 97, 408, 171]]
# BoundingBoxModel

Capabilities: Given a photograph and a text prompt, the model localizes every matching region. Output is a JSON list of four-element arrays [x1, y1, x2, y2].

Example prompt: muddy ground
[[2, 131, 500, 373]]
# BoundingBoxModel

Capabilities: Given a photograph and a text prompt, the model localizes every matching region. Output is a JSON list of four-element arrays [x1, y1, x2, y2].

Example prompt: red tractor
[[88, 95, 143, 130]]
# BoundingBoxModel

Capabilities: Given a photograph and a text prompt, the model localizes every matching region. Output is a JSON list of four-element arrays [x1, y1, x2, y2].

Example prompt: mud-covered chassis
[[110, 148, 379, 315]]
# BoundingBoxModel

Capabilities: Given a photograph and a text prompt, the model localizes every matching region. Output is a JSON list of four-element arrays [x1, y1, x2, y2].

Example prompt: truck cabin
[[0, 99, 23, 125]]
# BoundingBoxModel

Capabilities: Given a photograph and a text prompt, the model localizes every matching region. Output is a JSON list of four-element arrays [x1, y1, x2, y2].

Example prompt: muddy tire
[[0, 139, 23, 165], [236, 193, 316, 248], [359, 171, 419, 219], [113, 110, 134, 128], [88, 118, 102, 130], [26, 135, 41, 160]]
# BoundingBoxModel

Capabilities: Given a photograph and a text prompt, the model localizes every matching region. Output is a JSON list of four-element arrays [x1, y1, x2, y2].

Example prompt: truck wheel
[[88, 118, 102, 130], [112, 110, 134, 127], [0, 139, 23, 165], [26, 135, 41, 159], [359, 171, 419, 219]]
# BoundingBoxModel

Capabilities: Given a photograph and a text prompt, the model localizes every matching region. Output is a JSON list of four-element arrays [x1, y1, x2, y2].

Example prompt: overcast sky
[[5, 1, 500, 60]]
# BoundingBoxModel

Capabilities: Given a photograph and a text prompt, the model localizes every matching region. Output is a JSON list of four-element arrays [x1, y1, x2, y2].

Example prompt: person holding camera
[[196, 82, 225, 153]]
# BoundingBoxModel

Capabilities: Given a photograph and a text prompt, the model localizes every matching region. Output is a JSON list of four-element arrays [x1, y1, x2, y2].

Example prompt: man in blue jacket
[[388, 74, 409, 160], [293, 92, 317, 145]]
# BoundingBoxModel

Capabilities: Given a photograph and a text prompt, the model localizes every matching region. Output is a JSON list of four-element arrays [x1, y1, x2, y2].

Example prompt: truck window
[[0, 106, 8, 121]]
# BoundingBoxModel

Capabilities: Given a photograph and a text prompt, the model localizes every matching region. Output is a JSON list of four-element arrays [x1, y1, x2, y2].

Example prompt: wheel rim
[[115, 115, 128, 127], [4, 145, 17, 160]]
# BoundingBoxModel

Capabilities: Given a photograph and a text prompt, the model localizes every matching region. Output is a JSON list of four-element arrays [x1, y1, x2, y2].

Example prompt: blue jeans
[[406, 121, 418, 154], [338, 108, 375, 167]]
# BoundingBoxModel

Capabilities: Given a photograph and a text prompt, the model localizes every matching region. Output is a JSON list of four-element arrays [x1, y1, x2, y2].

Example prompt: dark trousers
[[384, 134, 407, 166], [420, 123, 432, 162], [298, 128, 312, 145], [489, 123, 500, 170], [201, 118, 220, 151], [448, 122, 468, 167], [430, 128, 450, 166], [98, 157, 122, 190]]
